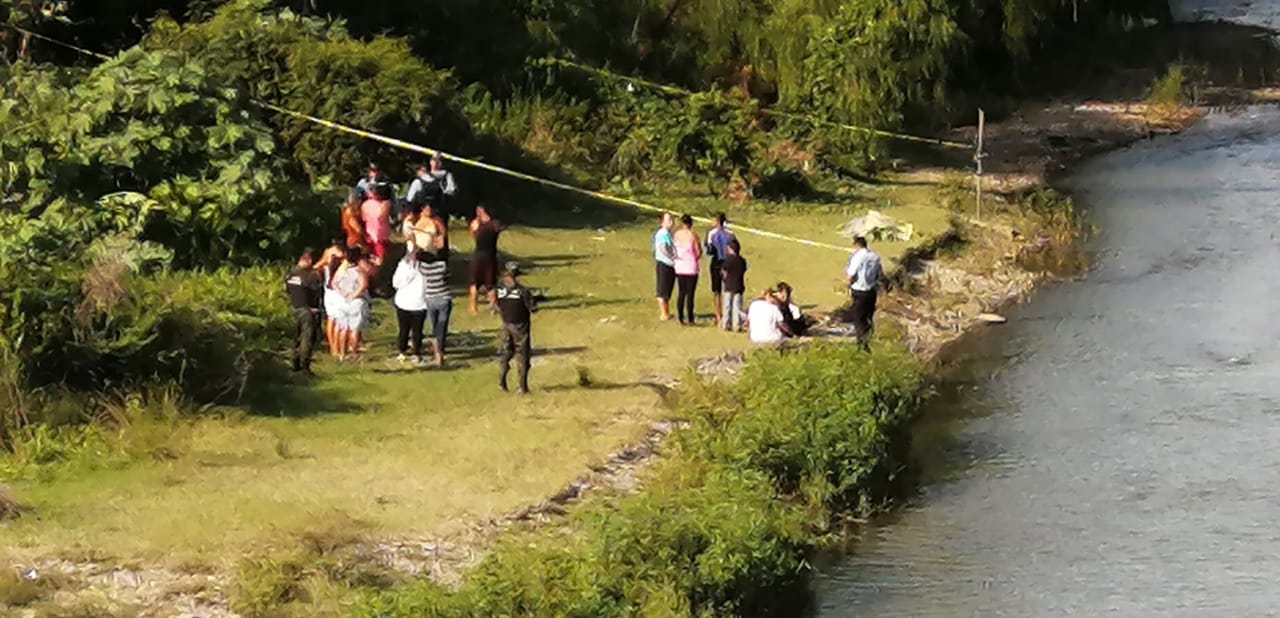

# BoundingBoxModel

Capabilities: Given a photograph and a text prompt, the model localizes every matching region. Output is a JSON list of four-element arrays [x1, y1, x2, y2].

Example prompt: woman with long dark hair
[[672, 214, 702, 325]]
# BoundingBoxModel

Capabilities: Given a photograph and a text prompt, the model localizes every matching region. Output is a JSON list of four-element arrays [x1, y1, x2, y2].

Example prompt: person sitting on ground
[[468, 204, 503, 314], [285, 248, 323, 374], [719, 239, 747, 332], [392, 245, 429, 365], [747, 287, 792, 345], [774, 281, 811, 337], [495, 261, 539, 394]]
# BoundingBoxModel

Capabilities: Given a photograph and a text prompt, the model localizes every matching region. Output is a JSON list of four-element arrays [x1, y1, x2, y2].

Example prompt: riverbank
[[0, 92, 1209, 616]]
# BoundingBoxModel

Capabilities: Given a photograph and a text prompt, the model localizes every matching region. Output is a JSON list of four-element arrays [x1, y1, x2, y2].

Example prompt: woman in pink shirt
[[361, 184, 393, 263], [672, 214, 702, 325]]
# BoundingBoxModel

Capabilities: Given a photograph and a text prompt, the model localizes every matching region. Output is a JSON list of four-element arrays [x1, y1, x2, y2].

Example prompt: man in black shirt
[[719, 238, 747, 331], [494, 261, 538, 394], [285, 248, 323, 374]]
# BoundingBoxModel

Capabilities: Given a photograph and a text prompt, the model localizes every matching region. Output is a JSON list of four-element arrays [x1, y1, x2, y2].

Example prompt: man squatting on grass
[[845, 235, 883, 349], [495, 261, 540, 394], [286, 248, 324, 374]]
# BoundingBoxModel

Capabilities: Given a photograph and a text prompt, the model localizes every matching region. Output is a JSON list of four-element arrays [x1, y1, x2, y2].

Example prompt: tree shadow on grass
[[238, 374, 363, 419], [540, 376, 675, 406], [538, 294, 637, 312]]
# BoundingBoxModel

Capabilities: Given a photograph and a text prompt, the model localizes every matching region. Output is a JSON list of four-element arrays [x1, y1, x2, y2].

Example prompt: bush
[[1146, 64, 1186, 111], [0, 257, 292, 449], [355, 341, 930, 617], [8, 265, 290, 405], [698, 342, 928, 512]]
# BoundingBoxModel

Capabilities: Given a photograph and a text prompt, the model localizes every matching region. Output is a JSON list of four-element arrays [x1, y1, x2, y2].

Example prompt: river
[[812, 109, 1280, 615]]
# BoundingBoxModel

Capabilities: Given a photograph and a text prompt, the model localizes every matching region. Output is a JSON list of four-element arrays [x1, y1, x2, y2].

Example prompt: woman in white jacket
[[392, 245, 430, 364]]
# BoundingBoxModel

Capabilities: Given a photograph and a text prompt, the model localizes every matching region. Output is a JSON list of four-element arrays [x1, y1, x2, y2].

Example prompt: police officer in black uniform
[[285, 248, 323, 374], [495, 261, 538, 394]]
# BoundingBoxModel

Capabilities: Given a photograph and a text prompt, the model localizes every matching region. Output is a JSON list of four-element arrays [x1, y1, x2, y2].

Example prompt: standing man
[[355, 163, 388, 200], [468, 204, 503, 314], [428, 153, 459, 219], [704, 212, 735, 326], [403, 163, 434, 210], [652, 212, 676, 321], [719, 239, 747, 331], [285, 248, 323, 374], [495, 261, 539, 394], [844, 235, 883, 349]]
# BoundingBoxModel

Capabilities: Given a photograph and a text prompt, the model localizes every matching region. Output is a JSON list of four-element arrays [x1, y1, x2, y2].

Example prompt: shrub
[[1146, 64, 1186, 112], [355, 341, 930, 617], [0, 259, 292, 449], [703, 342, 928, 512], [0, 483, 21, 520]]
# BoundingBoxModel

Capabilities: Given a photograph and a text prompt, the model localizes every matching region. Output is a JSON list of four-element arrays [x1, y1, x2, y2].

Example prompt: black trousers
[[498, 322, 531, 392], [850, 290, 877, 346], [293, 308, 321, 370], [676, 274, 698, 323], [395, 306, 427, 356]]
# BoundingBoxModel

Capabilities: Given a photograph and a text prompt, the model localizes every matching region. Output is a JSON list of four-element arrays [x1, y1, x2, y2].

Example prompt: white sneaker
[[396, 353, 408, 363]]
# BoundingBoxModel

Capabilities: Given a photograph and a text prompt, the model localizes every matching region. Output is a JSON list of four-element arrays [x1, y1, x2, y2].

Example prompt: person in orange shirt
[[340, 190, 364, 249]]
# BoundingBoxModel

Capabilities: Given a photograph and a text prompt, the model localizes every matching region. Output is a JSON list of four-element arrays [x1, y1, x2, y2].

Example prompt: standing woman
[[361, 184, 393, 265], [672, 214, 702, 325], [392, 248, 428, 364], [341, 190, 365, 249], [317, 237, 346, 356], [333, 246, 371, 361]]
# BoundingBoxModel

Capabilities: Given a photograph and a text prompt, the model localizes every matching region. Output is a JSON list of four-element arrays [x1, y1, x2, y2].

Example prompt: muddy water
[[812, 111, 1280, 616]]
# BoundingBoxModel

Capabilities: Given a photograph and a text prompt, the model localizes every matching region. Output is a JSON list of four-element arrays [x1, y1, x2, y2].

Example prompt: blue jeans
[[425, 297, 452, 353]]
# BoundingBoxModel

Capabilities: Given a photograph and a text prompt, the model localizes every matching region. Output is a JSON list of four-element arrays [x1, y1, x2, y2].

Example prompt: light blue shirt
[[845, 248, 882, 292], [653, 227, 675, 266]]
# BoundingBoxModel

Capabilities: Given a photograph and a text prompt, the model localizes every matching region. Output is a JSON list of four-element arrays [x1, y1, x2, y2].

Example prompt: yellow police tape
[[10, 26, 855, 254], [539, 57, 974, 150]]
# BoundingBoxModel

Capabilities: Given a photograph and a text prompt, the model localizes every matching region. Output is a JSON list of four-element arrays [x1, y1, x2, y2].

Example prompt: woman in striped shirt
[[419, 250, 452, 367]]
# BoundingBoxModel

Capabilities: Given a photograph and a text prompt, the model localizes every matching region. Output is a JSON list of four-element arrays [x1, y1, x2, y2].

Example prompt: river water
[[812, 110, 1280, 616]]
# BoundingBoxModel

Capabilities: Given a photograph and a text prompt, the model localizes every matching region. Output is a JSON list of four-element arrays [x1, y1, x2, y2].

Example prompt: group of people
[[285, 156, 541, 393], [288, 159, 884, 388], [651, 211, 882, 346]]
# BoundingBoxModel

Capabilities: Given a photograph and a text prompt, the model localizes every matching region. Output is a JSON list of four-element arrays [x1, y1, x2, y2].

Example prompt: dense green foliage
[[352, 342, 929, 616], [6, 0, 1173, 192]]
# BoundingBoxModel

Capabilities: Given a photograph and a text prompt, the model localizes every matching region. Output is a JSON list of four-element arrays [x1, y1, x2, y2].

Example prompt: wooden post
[[975, 108, 985, 220]]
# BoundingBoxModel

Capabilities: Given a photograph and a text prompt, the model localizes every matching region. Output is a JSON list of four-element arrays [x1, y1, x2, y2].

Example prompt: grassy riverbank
[[0, 185, 956, 614]]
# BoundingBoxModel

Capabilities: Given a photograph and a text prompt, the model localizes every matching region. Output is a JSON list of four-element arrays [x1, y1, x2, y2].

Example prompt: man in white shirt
[[844, 235, 882, 349], [747, 289, 793, 344]]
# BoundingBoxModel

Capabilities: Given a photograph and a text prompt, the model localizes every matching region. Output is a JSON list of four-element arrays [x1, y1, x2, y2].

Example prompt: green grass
[[0, 190, 951, 568]]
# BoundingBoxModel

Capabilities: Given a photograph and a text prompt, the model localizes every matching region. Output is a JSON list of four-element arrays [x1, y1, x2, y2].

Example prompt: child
[[719, 239, 747, 331]]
